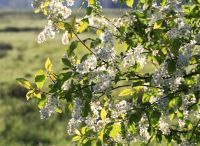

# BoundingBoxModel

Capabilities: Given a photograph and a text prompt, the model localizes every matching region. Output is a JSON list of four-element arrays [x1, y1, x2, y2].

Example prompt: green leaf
[[150, 110, 161, 126], [45, 57, 52, 71], [38, 98, 47, 109], [142, 93, 151, 103], [55, 107, 62, 113], [26, 90, 34, 100], [177, 111, 183, 118], [153, 21, 163, 29], [77, 18, 89, 33], [35, 70, 46, 89], [81, 127, 87, 135], [67, 41, 78, 57], [70, 15, 76, 30], [75, 129, 81, 136], [125, 0, 134, 7], [55, 21, 65, 30], [109, 123, 121, 138], [98, 129, 104, 142], [86, 6, 93, 15], [100, 108, 107, 121], [128, 124, 137, 134], [118, 89, 133, 96], [16, 78, 32, 90], [169, 97, 182, 108], [88, 0, 96, 5], [167, 60, 176, 74], [72, 136, 81, 142], [62, 57, 72, 67]]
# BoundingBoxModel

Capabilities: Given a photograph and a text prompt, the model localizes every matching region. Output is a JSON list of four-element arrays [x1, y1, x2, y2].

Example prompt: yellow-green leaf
[[126, 0, 134, 7], [118, 89, 133, 96], [34, 92, 42, 99], [109, 123, 121, 138], [88, 0, 95, 5], [98, 129, 104, 142], [45, 57, 52, 71], [17, 78, 32, 90], [72, 136, 81, 142], [77, 19, 89, 33], [26, 90, 34, 100], [55, 22, 65, 30], [153, 21, 162, 29], [55, 107, 62, 113], [35, 70, 46, 89], [96, 29, 102, 37], [70, 15, 76, 30], [75, 129, 81, 136], [81, 127, 87, 135], [100, 108, 107, 121]]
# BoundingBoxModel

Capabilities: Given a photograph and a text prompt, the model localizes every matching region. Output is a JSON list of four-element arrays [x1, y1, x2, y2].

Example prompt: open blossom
[[49, 1, 72, 20], [66, 0, 75, 6], [123, 46, 146, 68], [77, 55, 97, 74], [93, 67, 115, 93], [94, 47, 116, 62], [159, 118, 170, 135], [62, 80, 71, 91], [38, 20, 56, 43], [111, 100, 132, 118], [62, 31, 69, 45]]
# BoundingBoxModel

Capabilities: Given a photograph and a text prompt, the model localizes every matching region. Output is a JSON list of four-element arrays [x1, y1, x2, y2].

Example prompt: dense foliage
[[17, 0, 200, 145]]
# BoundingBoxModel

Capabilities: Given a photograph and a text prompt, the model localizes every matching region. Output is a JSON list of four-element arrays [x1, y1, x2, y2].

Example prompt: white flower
[[93, 67, 115, 93], [77, 55, 97, 74], [139, 127, 151, 141], [66, 0, 75, 6], [123, 46, 146, 68], [62, 80, 71, 91], [37, 20, 56, 43], [178, 119, 185, 128], [94, 47, 116, 62], [62, 31, 69, 45], [111, 100, 132, 118], [159, 118, 170, 135]]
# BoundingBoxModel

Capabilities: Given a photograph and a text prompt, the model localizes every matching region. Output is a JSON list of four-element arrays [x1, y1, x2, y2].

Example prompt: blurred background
[[0, 1, 126, 146]]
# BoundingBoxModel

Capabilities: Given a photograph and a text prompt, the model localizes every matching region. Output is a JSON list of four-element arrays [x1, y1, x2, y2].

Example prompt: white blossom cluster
[[158, 117, 171, 135], [38, 20, 56, 43], [34, 0, 72, 43], [93, 67, 115, 93], [62, 31, 69, 45], [111, 100, 132, 118], [94, 30, 116, 62], [167, 19, 191, 40], [39, 96, 58, 119], [177, 41, 195, 68], [67, 98, 84, 135], [138, 114, 151, 141], [76, 55, 97, 74], [85, 99, 113, 132], [123, 46, 146, 68]]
